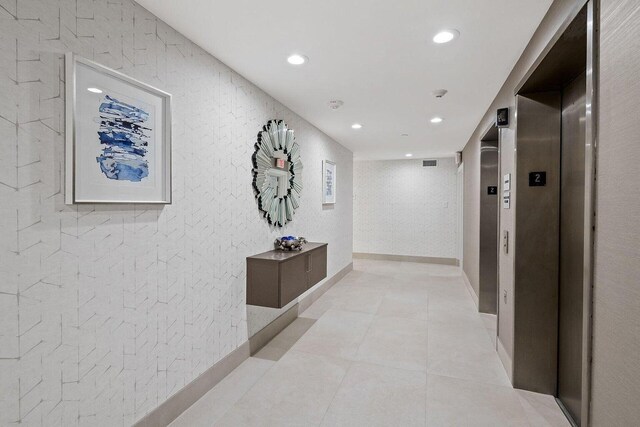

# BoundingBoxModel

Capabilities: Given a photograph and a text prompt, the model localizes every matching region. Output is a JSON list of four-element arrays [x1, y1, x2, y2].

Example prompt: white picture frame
[[65, 53, 172, 204], [322, 160, 336, 204]]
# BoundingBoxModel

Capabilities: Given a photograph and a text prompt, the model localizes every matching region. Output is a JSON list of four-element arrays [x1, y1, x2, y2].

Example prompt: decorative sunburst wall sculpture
[[252, 120, 303, 227]]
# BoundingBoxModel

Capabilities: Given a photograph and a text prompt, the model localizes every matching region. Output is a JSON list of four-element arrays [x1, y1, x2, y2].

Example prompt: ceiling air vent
[[422, 159, 438, 167]]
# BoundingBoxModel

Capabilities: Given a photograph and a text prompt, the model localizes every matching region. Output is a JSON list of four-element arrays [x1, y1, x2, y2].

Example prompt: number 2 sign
[[528, 171, 547, 187]]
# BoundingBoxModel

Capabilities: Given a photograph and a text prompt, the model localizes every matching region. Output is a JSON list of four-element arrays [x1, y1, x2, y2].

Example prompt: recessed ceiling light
[[430, 117, 444, 124], [287, 54, 308, 65], [87, 87, 103, 93], [405, 153, 413, 157], [433, 29, 459, 44], [351, 123, 363, 129]]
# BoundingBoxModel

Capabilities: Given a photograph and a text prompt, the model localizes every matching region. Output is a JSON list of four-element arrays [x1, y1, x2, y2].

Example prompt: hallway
[[171, 260, 570, 426]]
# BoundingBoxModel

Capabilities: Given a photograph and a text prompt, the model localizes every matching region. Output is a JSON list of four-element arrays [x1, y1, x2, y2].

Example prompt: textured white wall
[[0, 1, 352, 425], [353, 158, 457, 259]]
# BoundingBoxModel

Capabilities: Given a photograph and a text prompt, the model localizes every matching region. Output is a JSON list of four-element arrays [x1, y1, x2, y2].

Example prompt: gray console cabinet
[[246, 243, 328, 308]]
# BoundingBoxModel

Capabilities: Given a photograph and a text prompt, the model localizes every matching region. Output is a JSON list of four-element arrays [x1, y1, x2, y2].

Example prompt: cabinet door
[[247, 259, 280, 308], [307, 246, 327, 289], [280, 255, 308, 307]]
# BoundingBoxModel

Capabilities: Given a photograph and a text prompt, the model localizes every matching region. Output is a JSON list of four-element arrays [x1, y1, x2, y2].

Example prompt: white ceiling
[[136, 0, 552, 160]]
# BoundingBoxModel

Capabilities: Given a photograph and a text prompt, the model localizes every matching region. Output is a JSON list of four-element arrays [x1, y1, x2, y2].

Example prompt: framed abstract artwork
[[322, 160, 336, 204], [65, 53, 172, 204]]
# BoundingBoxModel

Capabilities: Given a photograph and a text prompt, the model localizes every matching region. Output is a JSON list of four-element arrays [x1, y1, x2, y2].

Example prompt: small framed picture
[[65, 53, 172, 204], [322, 160, 336, 204]]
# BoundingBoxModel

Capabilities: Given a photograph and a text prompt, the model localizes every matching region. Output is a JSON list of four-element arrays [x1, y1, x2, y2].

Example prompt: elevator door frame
[[558, 71, 587, 426], [479, 125, 500, 314], [511, 1, 598, 425]]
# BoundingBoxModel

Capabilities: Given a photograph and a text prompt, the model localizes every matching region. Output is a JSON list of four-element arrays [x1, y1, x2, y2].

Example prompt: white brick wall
[[0, 1, 353, 425], [353, 158, 457, 259]]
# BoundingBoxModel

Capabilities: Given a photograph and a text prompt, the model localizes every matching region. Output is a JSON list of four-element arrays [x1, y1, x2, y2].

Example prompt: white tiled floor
[[170, 259, 571, 427]]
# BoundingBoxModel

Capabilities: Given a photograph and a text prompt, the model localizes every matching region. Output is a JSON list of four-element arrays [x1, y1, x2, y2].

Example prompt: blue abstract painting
[[96, 95, 151, 182]]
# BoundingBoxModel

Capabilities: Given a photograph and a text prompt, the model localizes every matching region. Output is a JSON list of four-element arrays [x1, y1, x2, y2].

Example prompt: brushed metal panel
[[481, 124, 499, 142], [497, 125, 516, 377], [480, 140, 499, 314], [462, 141, 481, 302], [580, 2, 597, 425], [558, 72, 586, 425], [513, 92, 561, 395], [592, 0, 640, 425], [517, 6, 588, 94]]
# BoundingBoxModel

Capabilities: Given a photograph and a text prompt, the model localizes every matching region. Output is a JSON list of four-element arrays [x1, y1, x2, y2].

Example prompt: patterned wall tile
[[0, 1, 353, 425], [353, 158, 457, 258]]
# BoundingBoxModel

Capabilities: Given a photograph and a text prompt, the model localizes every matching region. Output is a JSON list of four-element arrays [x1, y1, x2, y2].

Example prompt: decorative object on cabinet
[[252, 120, 303, 226], [65, 53, 172, 204], [274, 236, 308, 251], [322, 160, 336, 204], [247, 243, 328, 308]]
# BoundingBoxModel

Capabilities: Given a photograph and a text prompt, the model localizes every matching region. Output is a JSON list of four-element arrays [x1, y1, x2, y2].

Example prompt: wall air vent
[[422, 159, 438, 167]]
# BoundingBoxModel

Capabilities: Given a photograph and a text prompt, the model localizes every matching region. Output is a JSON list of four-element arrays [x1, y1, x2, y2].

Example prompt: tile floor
[[170, 259, 571, 427]]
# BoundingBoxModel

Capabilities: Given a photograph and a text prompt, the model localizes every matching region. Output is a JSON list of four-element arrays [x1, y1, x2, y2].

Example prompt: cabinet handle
[[307, 254, 312, 272]]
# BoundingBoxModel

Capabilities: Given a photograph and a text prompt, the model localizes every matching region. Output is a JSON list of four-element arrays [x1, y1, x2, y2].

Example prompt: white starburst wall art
[[252, 120, 303, 226]]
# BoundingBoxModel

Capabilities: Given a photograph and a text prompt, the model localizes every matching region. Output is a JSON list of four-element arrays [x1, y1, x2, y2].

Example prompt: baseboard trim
[[134, 261, 353, 426], [461, 269, 479, 309], [497, 337, 514, 383], [353, 252, 459, 266], [133, 340, 250, 427]]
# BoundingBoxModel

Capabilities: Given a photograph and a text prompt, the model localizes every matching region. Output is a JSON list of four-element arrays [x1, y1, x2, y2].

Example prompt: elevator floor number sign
[[529, 171, 546, 187]]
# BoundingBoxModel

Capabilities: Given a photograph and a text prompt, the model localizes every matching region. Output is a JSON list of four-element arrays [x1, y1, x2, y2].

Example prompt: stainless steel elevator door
[[480, 140, 499, 314], [558, 72, 586, 425]]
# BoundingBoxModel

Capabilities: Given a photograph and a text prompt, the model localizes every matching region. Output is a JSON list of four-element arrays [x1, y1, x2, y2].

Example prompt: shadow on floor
[[253, 317, 317, 361]]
